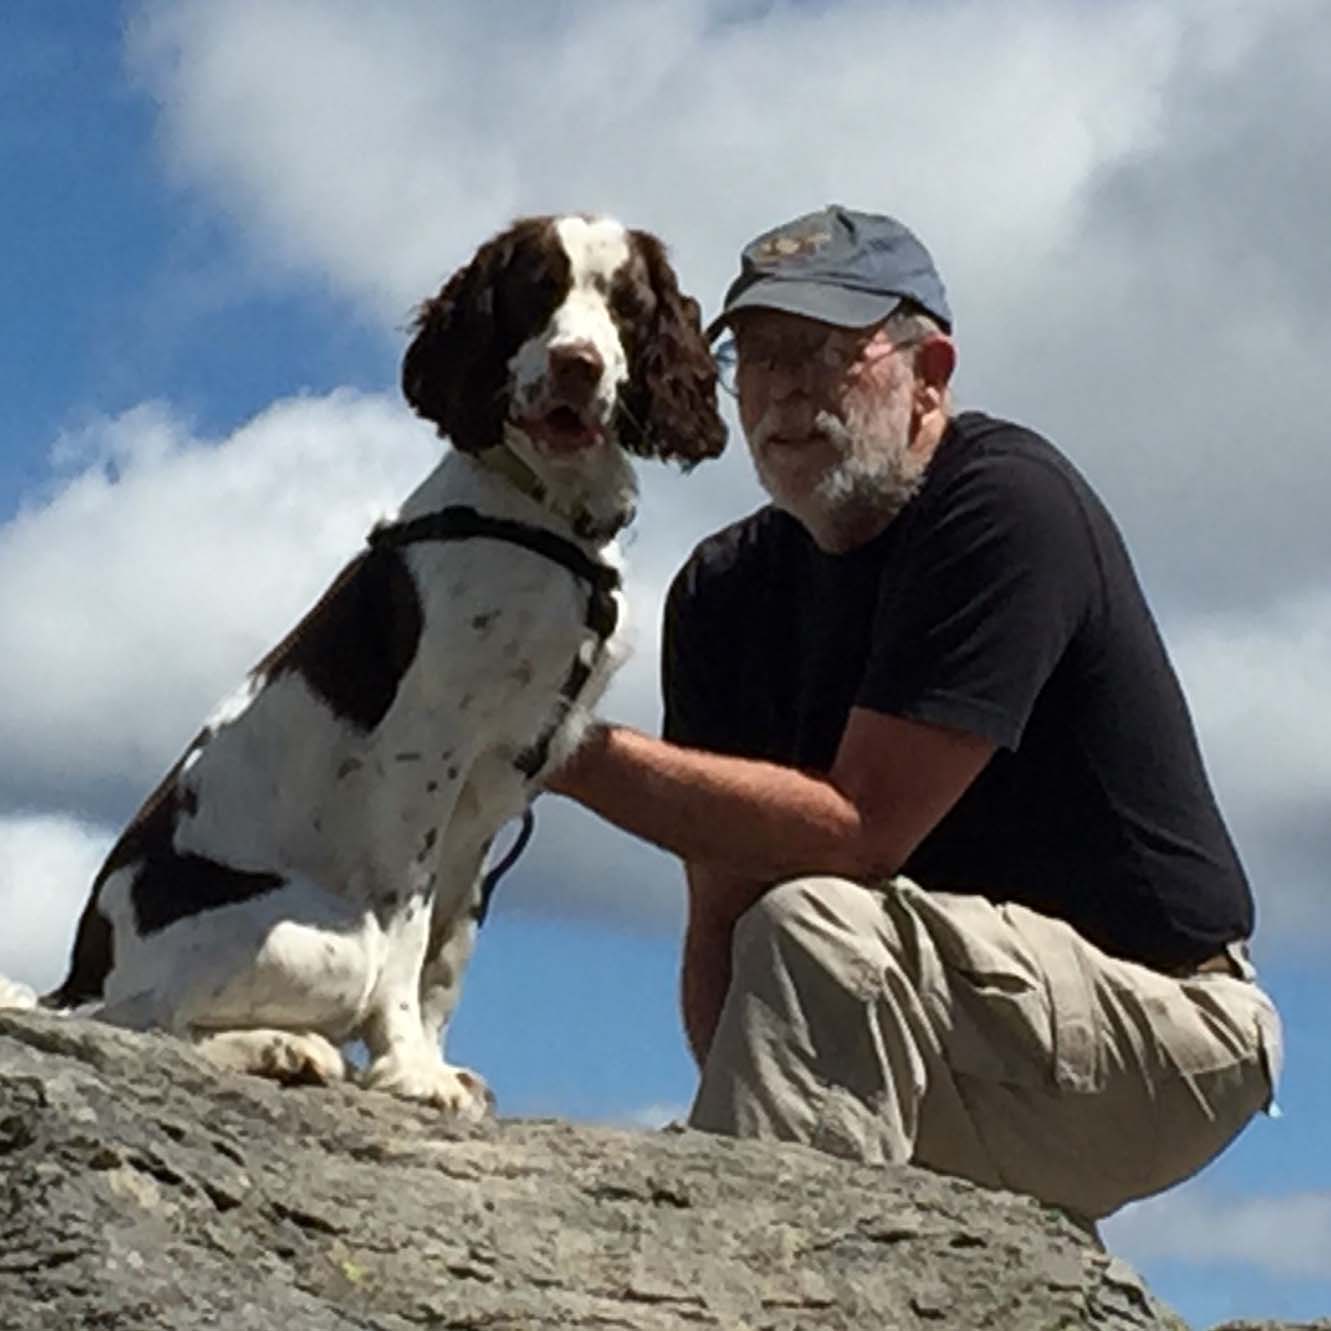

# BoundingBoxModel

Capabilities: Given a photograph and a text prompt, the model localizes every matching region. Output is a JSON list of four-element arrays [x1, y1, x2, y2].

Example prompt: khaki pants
[[689, 876, 1282, 1221]]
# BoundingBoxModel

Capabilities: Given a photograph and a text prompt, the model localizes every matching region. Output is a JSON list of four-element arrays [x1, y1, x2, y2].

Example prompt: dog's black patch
[[118, 761, 284, 937], [45, 728, 285, 1002], [45, 731, 206, 1007], [131, 853, 284, 936], [256, 545, 424, 732]]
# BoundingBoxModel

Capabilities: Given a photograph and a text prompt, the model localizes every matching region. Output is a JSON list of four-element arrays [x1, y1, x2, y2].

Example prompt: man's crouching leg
[[688, 875, 995, 1180], [688, 874, 1281, 1221]]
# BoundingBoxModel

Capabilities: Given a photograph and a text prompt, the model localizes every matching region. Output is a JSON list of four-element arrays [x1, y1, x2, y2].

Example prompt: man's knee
[[731, 875, 906, 990], [735, 876, 826, 943], [697, 875, 926, 1163], [736, 876, 856, 949]]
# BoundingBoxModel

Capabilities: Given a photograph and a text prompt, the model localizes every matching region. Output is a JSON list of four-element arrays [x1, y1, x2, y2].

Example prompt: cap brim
[[706, 278, 901, 342]]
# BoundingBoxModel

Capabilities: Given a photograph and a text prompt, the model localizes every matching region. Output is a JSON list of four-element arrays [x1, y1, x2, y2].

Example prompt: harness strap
[[369, 506, 620, 615], [369, 501, 619, 649]]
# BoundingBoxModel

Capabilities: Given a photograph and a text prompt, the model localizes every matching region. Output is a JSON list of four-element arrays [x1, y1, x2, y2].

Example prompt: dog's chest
[[404, 535, 617, 738], [174, 530, 617, 894]]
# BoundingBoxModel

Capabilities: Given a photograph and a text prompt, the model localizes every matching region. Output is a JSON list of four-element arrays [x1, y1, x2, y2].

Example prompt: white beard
[[749, 380, 928, 552]]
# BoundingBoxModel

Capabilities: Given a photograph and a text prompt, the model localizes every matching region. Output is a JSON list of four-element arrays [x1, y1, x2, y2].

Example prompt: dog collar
[[475, 443, 633, 541], [475, 444, 547, 507]]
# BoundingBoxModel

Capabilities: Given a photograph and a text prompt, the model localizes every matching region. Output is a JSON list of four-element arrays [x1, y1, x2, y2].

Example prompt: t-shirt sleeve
[[858, 453, 1099, 749]]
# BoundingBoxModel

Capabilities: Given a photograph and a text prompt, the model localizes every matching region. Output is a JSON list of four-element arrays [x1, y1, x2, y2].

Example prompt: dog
[[1, 215, 726, 1118]]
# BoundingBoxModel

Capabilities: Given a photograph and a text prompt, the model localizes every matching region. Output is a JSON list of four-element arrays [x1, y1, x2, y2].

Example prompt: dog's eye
[[493, 248, 566, 333], [611, 281, 654, 324]]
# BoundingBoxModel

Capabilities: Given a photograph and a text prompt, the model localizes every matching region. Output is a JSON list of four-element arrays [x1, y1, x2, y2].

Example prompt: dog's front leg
[[358, 857, 492, 1121], [360, 1020, 491, 1120], [419, 847, 485, 1053], [359, 940, 492, 1120]]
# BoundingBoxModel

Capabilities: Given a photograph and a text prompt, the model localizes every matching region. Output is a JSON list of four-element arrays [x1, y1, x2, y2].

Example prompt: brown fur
[[401, 216, 726, 467]]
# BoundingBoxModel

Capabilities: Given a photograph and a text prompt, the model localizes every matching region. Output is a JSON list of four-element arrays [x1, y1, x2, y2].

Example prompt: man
[[549, 205, 1281, 1221]]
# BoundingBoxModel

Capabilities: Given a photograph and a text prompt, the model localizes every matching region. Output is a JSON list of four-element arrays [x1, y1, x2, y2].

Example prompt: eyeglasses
[[713, 327, 921, 398]]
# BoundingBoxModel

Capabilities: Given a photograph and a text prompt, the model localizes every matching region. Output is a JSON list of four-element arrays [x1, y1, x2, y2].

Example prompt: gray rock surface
[[0, 1007, 1284, 1330]]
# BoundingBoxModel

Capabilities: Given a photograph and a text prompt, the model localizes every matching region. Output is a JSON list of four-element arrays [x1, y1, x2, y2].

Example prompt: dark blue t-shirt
[[662, 411, 1254, 970]]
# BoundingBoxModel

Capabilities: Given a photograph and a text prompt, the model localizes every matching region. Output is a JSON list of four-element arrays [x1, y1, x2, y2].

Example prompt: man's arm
[[552, 706, 994, 906], [680, 861, 741, 1067]]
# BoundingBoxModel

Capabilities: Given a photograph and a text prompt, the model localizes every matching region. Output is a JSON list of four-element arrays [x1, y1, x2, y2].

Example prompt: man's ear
[[912, 334, 956, 415]]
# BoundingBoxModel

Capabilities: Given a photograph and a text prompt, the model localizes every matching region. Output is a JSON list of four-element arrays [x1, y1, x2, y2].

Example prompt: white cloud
[[124, 0, 1179, 325], [1168, 591, 1331, 948], [0, 391, 438, 820], [0, 814, 114, 992], [120, 0, 1331, 620], [966, 0, 1331, 615], [1104, 1179, 1331, 1282], [1175, 590, 1331, 824]]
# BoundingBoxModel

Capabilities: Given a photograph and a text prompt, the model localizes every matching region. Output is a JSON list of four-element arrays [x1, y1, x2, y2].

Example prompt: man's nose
[[767, 357, 815, 401]]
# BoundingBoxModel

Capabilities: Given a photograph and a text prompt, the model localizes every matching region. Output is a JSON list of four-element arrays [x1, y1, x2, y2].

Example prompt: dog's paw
[[361, 1055, 494, 1120], [195, 1029, 348, 1087], [0, 977, 38, 1011]]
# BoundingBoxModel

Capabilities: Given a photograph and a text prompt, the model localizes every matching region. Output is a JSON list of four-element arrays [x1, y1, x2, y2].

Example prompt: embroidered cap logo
[[754, 228, 832, 266]]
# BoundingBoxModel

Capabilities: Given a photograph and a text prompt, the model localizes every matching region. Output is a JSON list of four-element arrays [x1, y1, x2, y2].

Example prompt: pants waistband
[[1172, 940, 1253, 981]]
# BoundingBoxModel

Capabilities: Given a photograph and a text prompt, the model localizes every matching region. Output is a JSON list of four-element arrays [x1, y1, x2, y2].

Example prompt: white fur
[[0, 220, 643, 1118], [510, 216, 633, 426]]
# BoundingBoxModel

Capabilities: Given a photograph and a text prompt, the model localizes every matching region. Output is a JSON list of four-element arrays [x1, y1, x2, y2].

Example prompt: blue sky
[[1, 6, 386, 505], [2, 4, 1329, 1325]]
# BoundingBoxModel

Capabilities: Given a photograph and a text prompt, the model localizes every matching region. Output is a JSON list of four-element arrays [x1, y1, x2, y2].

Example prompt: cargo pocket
[[890, 886, 1105, 1095]]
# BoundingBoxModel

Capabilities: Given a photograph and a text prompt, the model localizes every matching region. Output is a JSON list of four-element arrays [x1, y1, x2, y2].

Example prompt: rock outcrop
[[0, 1010, 1312, 1330]]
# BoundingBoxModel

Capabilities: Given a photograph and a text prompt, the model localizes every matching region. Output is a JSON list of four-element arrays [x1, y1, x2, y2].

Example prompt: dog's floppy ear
[[618, 230, 727, 469], [402, 222, 542, 453]]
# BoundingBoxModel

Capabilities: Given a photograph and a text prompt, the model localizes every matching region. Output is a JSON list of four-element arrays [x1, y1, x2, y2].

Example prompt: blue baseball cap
[[707, 205, 952, 341]]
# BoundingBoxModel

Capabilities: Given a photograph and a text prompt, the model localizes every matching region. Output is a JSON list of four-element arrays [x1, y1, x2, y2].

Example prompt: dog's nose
[[548, 341, 604, 395]]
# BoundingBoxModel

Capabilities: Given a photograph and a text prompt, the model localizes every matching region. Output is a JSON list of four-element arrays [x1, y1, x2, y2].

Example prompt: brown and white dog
[[0, 215, 725, 1117]]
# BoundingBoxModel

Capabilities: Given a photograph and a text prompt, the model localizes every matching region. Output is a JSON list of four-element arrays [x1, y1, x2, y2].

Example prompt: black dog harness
[[368, 505, 621, 921]]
